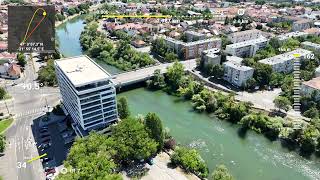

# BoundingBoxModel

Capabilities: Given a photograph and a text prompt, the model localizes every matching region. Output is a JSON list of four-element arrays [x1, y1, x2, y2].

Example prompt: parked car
[[45, 168, 56, 176], [40, 133, 50, 139], [46, 173, 54, 180], [38, 143, 51, 151], [147, 158, 154, 165], [42, 157, 53, 164]]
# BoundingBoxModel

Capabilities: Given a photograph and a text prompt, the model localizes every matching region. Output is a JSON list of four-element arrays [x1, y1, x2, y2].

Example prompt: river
[[55, 15, 123, 75], [56, 16, 320, 180]]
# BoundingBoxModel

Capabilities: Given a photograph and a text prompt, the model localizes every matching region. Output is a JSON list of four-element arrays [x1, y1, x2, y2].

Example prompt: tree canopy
[[212, 164, 234, 180]]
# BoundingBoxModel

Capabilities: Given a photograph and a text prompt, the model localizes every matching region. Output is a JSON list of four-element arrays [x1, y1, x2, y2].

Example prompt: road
[[0, 54, 60, 180], [113, 59, 197, 87]]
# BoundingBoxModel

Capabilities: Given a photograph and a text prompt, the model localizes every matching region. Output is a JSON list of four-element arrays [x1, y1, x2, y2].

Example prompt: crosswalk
[[15, 107, 48, 118]]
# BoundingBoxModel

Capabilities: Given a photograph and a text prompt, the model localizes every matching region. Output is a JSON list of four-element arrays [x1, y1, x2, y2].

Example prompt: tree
[[0, 135, 6, 153], [273, 96, 291, 112], [146, 69, 166, 90], [253, 63, 273, 86], [171, 147, 209, 178], [56, 132, 122, 180], [145, 112, 165, 151], [245, 78, 257, 90], [303, 107, 319, 119], [0, 87, 6, 100], [166, 62, 185, 91], [112, 118, 158, 163], [117, 97, 130, 119], [300, 125, 320, 154], [38, 59, 57, 86], [17, 53, 26, 67], [212, 164, 234, 180]]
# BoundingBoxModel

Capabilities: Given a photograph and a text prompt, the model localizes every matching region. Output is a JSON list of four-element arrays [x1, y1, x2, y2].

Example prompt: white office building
[[227, 29, 263, 43], [259, 48, 313, 73], [223, 61, 254, 87], [225, 37, 268, 58], [54, 55, 118, 136], [301, 41, 320, 52], [201, 48, 221, 66]]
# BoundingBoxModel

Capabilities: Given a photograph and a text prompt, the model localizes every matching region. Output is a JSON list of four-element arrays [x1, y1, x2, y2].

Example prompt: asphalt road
[[0, 54, 60, 180]]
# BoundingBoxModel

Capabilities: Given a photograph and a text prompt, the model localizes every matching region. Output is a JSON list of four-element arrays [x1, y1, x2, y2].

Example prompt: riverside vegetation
[[79, 22, 155, 71], [146, 61, 320, 157], [57, 96, 233, 180]]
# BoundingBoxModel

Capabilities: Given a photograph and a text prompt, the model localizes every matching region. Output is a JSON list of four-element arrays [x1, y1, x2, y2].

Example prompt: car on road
[[46, 173, 54, 180], [147, 158, 154, 165], [11, 83, 17, 86], [40, 132, 50, 139]]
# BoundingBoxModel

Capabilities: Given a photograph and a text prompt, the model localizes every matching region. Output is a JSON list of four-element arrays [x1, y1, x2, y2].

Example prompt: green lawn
[[0, 118, 13, 134]]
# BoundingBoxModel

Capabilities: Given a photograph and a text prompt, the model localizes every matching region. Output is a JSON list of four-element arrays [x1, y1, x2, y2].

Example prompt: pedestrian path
[[15, 107, 48, 118]]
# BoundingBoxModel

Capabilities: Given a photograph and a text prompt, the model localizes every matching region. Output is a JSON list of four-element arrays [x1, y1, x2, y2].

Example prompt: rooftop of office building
[[55, 55, 112, 87], [259, 48, 312, 65]]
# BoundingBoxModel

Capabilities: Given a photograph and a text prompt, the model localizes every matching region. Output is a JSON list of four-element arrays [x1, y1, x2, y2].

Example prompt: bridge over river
[[112, 60, 197, 87]]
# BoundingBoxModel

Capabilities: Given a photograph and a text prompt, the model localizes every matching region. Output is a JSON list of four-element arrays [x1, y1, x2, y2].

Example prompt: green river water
[[56, 16, 320, 180]]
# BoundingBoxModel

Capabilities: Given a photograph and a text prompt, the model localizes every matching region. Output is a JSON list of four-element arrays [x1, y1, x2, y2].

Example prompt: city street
[[0, 55, 60, 180]]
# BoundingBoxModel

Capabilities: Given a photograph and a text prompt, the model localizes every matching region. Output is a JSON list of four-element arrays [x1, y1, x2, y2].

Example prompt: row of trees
[[38, 59, 57, 86], [80, 22, 155, 71]]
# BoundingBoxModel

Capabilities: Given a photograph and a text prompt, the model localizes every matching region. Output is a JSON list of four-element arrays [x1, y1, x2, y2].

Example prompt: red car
[[45, 168, 55, 176]]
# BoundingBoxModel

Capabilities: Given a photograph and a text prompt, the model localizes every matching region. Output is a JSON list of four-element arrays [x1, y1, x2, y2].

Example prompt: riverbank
[[119, 88, 320, 180]]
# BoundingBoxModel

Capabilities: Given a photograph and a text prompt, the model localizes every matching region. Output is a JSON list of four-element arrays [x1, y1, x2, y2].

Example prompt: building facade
[[277, 31, 309, 42], [55, 55, 118, 136], [223, 61, 254, 87], [301, 41, 320, 52], [292, 19, 313, 32], [185, 30, 206, 42], [259, 48, 313, 73], [301, 77, 320, 100], [165, 37, 221, 60], [225, 37, 268, 58], [227, 29, 263, 43], [201, 48, 221, 66]]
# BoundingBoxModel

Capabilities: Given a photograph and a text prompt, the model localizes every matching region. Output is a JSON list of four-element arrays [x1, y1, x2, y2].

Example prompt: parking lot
[[33, 114, 75, 179]]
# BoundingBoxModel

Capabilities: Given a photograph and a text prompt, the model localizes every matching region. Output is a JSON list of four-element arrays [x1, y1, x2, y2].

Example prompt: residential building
[[227, 29, 263, 43], [259, 48, 313, 73], [0, 62, 21, 79], [301, 41, 320, 51], [277, 31, 309, 42], [201, 48, 221, 66], [292, 19, 313, 31], [185, 30, 206, 42], [315, 66, 320, 77], [54, 55, 118, 137], [225, 37, 268, 58], [301, 77, 320, 100], [164, 37, 221, 60], [223, 61, 254, 87]]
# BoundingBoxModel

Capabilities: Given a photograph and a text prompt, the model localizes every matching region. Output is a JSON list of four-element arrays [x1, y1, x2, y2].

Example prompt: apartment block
[[301, 41, 320, 52], [277, 31, 309, 42], [301, 77, 320, 100], [316, 66, 320, 77], [185, 30, 206, 42], [201, 48, 221, 66], [225, 37, 268, 58], [54, 55, 118, 137], [258, 48, 313, 73], [227, 29, 263, 43], [292, 19, 313, 32], [164, 37, 222, 60], [223, 61, 254, 87]]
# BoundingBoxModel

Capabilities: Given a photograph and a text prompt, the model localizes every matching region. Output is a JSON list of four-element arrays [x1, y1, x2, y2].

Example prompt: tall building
[[201, 48, 221, 66], [54, 55, 118, 137], [225, 37, 268, 58], [227, 29, 263, 43], [301, 41, 320, 52], [277, 31, 309, 42]]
